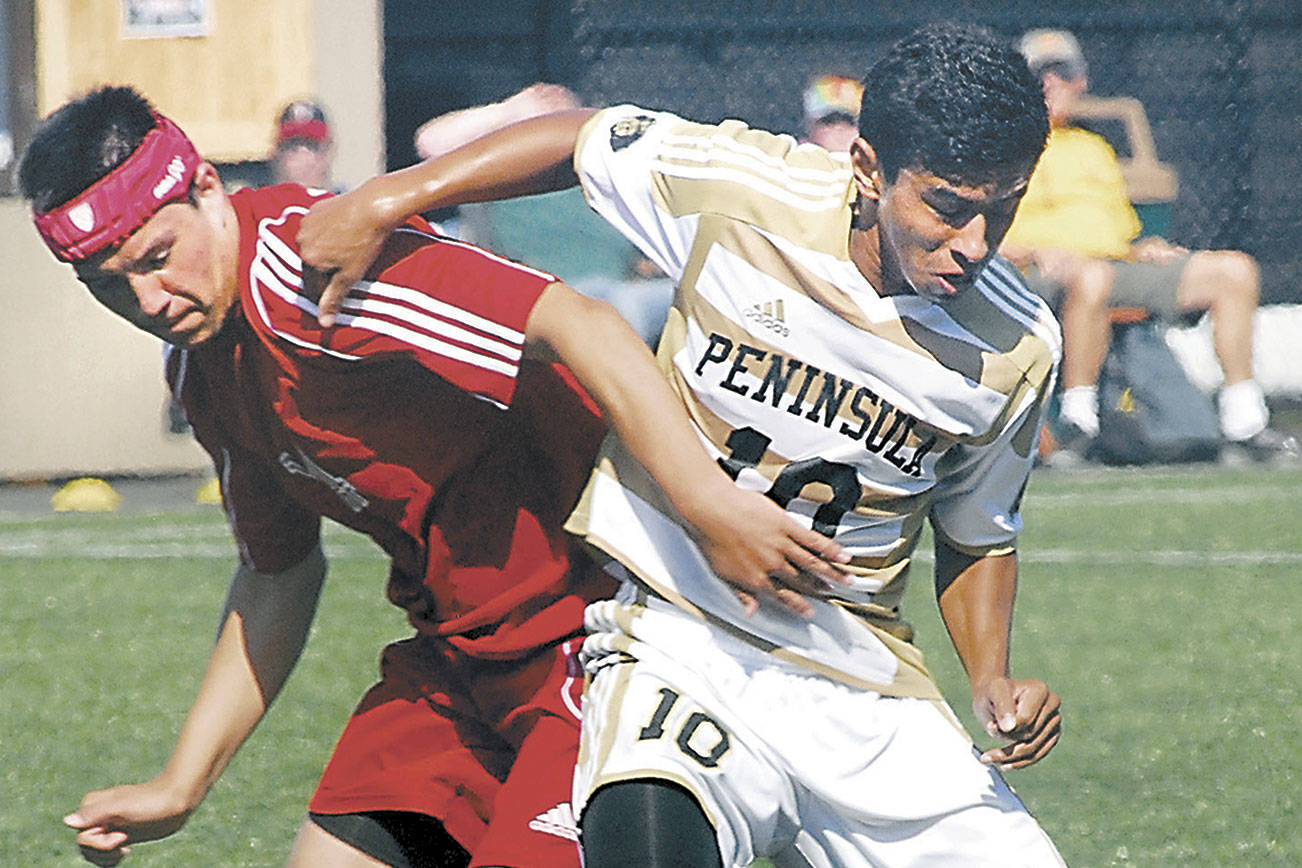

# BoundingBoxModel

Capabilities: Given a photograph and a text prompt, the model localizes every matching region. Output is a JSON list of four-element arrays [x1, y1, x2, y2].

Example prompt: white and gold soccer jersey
[[566, 106, 1061, 699]]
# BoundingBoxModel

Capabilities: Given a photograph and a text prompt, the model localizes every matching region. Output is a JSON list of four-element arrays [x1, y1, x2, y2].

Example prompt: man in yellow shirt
[[1002, 29, 1297, 464]]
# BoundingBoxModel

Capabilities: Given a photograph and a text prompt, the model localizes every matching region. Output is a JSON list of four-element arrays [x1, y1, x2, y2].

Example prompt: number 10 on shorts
[[637, 687, 732, 768]]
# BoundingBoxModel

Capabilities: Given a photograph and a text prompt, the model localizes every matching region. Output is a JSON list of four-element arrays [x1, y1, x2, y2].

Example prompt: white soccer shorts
[[573, 594, 1065, 868]]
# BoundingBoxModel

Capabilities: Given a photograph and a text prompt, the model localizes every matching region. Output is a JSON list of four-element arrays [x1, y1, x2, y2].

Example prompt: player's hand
[[971, 676, 1062, 770], [996, 241, 1034, 269], [502, 83, 581, 119], [1130, 236, 1186, 264], [1028, 247, 1088, 284], [687, 485, 851, 618], [298, 177, 401, 327], [64, 779, 196, 866]]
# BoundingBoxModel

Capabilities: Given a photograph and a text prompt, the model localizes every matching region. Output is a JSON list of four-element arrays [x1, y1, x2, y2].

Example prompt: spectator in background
[[271, 98, 335, 189], [801, 73, 864, 153], [1001, 29, 1298, 464], [415, 83, 581, 161], [418, 84, 673, 345]]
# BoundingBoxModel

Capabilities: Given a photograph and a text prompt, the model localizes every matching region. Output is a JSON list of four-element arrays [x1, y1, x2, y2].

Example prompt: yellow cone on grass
[[50, 477, 122, 512], [195, 477, 222, 505]]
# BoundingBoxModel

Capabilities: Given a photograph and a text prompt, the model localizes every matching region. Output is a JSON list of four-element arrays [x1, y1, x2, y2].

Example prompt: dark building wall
[[384, 0, 1302, 303]]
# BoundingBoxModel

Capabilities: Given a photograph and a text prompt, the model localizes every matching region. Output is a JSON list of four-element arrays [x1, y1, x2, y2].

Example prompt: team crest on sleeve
[[610, 115, 656, 151]]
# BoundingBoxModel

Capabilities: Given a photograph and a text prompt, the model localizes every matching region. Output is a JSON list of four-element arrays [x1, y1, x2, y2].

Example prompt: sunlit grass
[[2, 465, 1298, 866]]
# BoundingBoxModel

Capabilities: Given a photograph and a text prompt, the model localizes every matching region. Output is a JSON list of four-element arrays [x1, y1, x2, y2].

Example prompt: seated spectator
[[271, 98, 335, 189], [801, 74, 863, 153], [1001, 29, 1298, 464]]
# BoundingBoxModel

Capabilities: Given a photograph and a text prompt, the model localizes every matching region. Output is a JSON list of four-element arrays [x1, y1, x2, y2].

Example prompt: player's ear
[[849, 138, 881, 230], [192, 162, 225, 199], [849, 138, 882, 202]]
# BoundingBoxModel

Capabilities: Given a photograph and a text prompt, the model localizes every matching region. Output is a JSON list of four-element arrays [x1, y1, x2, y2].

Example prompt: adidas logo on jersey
[[744, 299, 790, 337], [528, 801, 579, 842]]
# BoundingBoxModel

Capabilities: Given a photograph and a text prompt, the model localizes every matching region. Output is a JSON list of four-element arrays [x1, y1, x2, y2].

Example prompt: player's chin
[[162, 321, 219, 348], [904, 277, 955, 303], [922, 274, 974, 301]]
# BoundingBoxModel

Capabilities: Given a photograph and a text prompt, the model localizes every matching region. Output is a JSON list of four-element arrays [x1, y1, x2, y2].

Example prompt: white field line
[[1024, 483, 1302, 507], [1, 481, 1298, 565], [0, 542, 385, 560], [0, 522, 381, 561], [0, 524, 233, 546], [917, 549, 1302, 567]]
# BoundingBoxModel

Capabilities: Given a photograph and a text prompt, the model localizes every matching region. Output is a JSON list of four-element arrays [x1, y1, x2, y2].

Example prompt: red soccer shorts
[[309, 636, 585, 867]]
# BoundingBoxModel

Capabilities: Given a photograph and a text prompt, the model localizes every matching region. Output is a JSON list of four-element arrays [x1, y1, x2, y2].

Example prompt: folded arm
[[65, 547, 327, 866]]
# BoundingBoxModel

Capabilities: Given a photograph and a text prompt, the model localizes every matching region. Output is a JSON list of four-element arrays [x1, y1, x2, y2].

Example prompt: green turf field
[[2, 465, 1298, 866]]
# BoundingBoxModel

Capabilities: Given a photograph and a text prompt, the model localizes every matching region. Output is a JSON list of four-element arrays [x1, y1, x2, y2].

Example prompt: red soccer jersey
[[168, 184, 610, 658]]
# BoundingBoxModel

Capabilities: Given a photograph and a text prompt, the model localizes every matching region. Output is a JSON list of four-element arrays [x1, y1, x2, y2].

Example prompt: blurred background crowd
[[2, 0, 1300, 486]]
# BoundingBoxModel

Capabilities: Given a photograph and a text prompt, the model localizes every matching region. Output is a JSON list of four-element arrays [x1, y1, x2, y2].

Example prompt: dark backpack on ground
[[1091, 320, 1221, 465]]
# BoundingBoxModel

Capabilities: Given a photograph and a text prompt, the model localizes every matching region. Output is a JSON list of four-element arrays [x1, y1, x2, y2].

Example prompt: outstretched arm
[[299, 107, 594, 326], [64, 547, 327, 866], [526, 282, 849, 617], [935, 541, 1061, 769]]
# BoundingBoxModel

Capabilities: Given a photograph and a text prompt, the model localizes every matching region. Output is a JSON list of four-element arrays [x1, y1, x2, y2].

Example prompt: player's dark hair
[[18, 85, 158, 212], [858, 22, 1048, 184]]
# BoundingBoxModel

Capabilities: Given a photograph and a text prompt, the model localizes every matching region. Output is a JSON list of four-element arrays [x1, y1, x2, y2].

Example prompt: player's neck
[[848, 224, 905, 297]]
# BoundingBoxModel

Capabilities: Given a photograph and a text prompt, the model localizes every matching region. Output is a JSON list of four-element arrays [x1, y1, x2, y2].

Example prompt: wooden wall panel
[[0, 201, 209, 479], [35, 0, 313, 161]]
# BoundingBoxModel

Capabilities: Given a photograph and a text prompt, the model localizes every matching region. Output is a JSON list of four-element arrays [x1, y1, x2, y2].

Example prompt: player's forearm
[[155, 547, 327, 808], [936, 543, 1016, 686], [367, 108, 593, 231]]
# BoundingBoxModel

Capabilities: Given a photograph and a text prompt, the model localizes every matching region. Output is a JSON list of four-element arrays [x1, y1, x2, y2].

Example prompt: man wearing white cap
[[1002, 29, 1297, 465]]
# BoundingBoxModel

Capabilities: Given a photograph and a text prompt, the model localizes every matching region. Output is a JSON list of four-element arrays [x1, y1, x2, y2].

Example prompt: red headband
[[277, 119, 330, 145], [32, 114, 201, 263]]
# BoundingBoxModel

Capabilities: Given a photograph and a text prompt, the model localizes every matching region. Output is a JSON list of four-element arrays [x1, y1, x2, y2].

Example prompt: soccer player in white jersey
[[300, 22, 1066, 868]]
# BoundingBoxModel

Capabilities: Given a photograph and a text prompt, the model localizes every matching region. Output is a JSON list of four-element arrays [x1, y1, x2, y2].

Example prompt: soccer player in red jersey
[[18, 87, 846, 868]]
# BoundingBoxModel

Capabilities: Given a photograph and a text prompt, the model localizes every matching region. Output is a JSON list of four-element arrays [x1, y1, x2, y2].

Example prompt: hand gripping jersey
[[168, 184, 609, 659], [566, 107, 1061, 696]]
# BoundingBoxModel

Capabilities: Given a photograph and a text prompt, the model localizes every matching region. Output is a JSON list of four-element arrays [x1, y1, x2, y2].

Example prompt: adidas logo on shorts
[[529, 801, 579, 842]]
